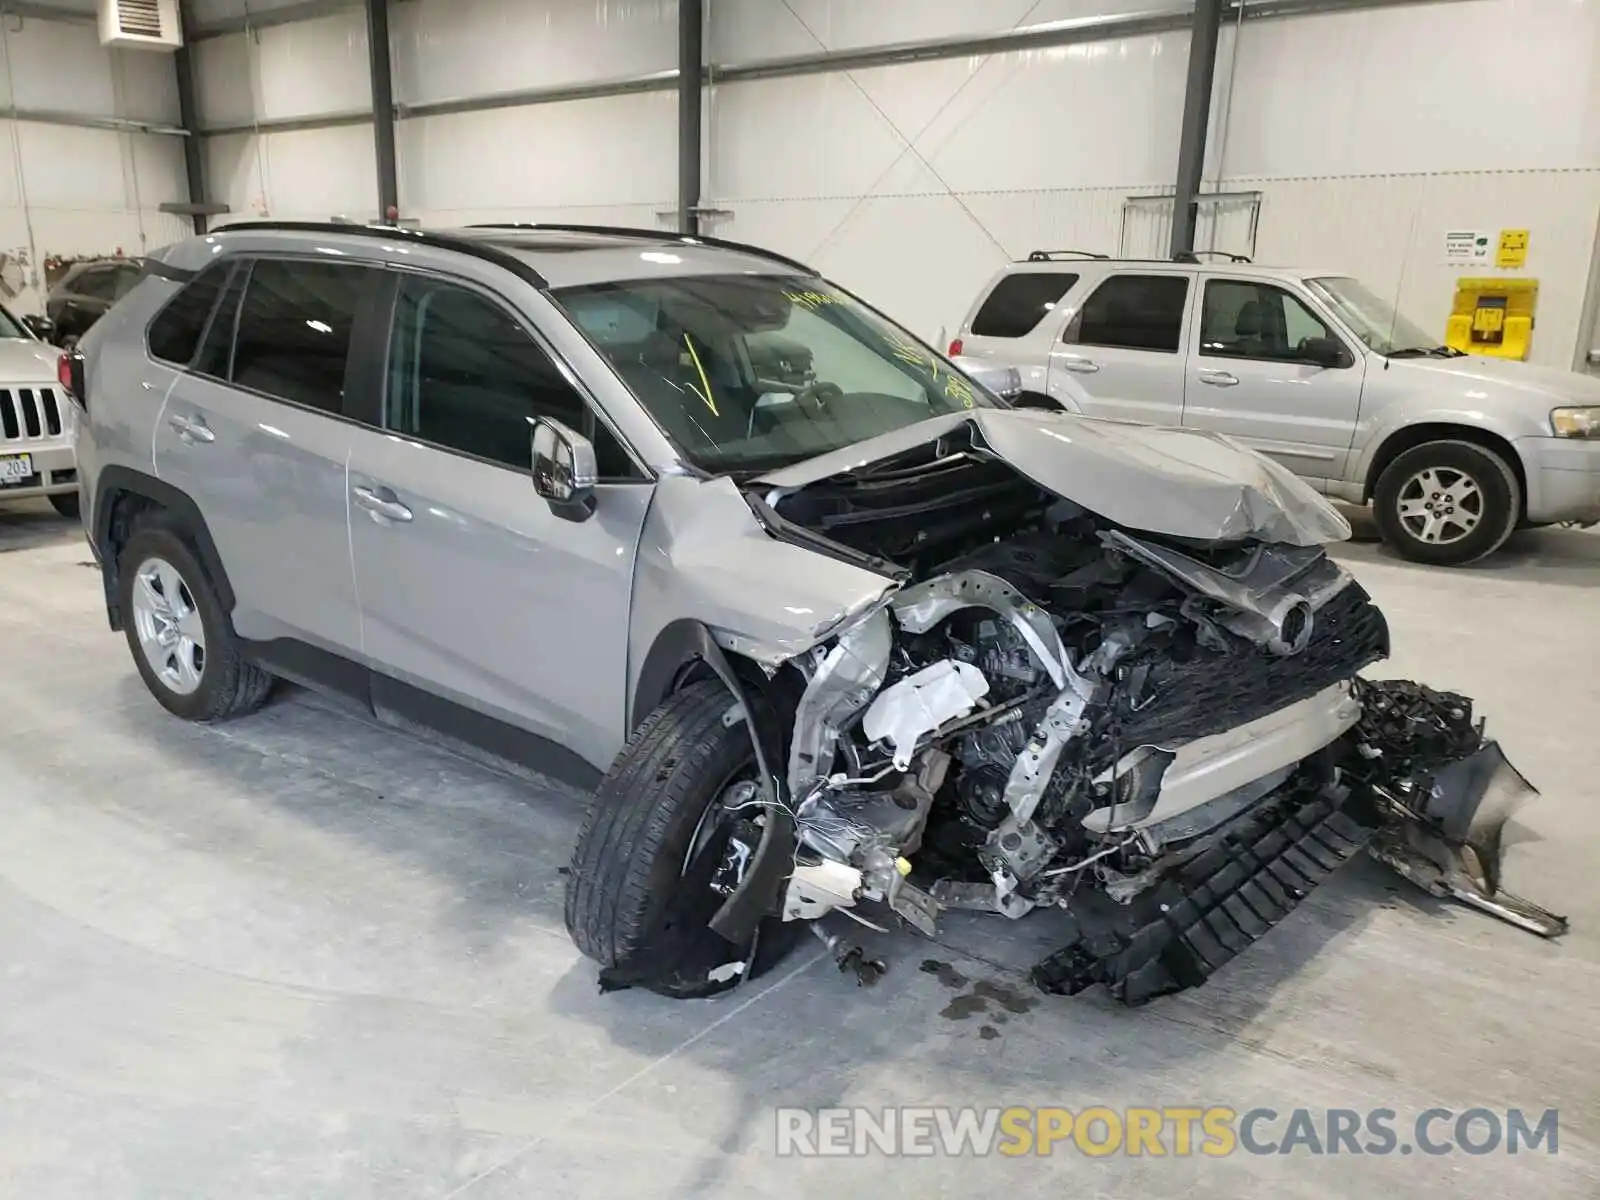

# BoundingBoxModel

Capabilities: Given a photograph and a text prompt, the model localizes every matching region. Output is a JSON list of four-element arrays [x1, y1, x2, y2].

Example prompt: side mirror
[[530, 416, 598, 522], [20, 314, 53, 341], [1299, 336, 1350, 369]]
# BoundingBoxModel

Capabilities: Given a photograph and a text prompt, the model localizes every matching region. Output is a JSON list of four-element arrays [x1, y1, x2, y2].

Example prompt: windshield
[[0, 305, 28, 340], [1306, 276, 1438, 355], [552, 274, 998, 473]]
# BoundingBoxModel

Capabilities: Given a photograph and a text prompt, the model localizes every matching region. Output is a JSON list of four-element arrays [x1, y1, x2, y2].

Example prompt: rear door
[[345, 269, 652, 771], [1180, 275, 1365, 482], [1047, 271, 1192, 424], [152, 256, 378, 657]]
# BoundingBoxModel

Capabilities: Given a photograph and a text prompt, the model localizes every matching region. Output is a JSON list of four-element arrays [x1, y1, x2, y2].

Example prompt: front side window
[[386, 276, 633, 476], [1070, 274, 1189, 353], [553, 274, 996, 474], [971, 272, 1079, 338], [1200, 280, 1337, 361], [147, 263, 229, 366], [230, 259, 373, 413]]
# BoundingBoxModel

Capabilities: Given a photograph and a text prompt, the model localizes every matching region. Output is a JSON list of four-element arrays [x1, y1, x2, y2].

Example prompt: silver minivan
[[952, 254, 1600, 565], [66, 223, 1553, 1007]]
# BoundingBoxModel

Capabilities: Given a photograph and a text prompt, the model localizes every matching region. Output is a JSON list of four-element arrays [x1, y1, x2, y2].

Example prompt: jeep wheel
[[1373, 440, 1520, 566], [119, 521, 274, 721], [565, 679, 797, 998], [48, 492, 79, 519]]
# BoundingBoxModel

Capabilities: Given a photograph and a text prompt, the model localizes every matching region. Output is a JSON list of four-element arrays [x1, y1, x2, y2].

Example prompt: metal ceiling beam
[[2, 107, 187, 136], [1170, 0, 1223, 257], [678, 0, 703, 235], [365, 0, 398, 219], [0, 3, 96, 24]]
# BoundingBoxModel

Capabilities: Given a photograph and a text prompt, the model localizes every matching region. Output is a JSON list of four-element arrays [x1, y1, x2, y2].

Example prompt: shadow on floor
[[0, 499, 79, 554]]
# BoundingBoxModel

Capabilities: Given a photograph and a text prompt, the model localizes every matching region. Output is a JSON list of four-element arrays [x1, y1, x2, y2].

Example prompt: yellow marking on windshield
[[683, 333, 720, 417]]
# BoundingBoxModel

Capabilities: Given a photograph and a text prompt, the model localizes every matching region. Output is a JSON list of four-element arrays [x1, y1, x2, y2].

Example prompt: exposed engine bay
[[704, 428, 1568, 1004]]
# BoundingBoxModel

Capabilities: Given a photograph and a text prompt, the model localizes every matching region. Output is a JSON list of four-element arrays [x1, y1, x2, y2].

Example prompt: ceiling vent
[[98, 0, 183, 51]]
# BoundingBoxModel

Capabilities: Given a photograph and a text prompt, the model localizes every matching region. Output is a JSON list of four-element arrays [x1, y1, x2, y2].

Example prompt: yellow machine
[[1445, 277, 1538, 361]]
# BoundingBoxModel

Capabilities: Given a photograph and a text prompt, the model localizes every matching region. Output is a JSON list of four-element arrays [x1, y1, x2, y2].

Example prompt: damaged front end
[[698, 415, 1566, 1004]]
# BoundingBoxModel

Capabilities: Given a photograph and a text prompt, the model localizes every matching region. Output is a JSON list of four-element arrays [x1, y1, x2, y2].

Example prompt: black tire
[[117, 515, 274, 722], [565, 679, 796, 999], [47, 491, 79, 519], [1373, 439, 1520, 566]]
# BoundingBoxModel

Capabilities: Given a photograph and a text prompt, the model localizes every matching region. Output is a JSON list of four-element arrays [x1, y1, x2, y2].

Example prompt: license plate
[[0, 453, 32, 485]]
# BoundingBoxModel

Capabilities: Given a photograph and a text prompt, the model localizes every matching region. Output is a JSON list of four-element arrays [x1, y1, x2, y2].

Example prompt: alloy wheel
[[129, 556, 207, 696]]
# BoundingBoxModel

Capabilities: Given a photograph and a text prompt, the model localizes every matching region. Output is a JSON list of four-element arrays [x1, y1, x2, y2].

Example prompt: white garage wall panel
[[392, 0, 677, 103], [711, 0, 1177, 61], [390, 0, 679, 226], [706, 24, 1191, 340], [0, 13, 188, 313], [1212, 0, 1600, 368], [192, 10, 377, 221], [398, 93, 676, 226]]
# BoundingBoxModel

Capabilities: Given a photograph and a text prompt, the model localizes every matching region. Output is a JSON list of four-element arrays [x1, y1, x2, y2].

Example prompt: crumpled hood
[[0, 338, 60, 383], [756, 408, 1351, 547]]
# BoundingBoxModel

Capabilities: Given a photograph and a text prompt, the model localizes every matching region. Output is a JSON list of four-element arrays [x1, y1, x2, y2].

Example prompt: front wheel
[[1373, 440, 1520, 566], [47, 491, 79, 519], [565, 679, 797, 998]]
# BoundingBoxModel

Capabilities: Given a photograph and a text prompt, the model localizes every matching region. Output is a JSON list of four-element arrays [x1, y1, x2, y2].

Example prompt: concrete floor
[[1, 497, 1598, 1199]]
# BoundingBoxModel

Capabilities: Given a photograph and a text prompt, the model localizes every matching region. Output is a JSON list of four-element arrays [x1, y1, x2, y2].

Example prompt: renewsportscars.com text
[[775, 1106, 1559, 1158]]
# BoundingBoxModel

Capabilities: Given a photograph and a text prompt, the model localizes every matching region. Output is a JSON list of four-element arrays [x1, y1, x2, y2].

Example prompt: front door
[[152, 256, 378, 655], [1046, 271, 1192, 424], [346, 271, 651, 771], [1180, 275, 1365, 483]]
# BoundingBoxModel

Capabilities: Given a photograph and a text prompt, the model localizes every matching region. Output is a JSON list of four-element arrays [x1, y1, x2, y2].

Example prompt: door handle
[[1198, 370, 1239, 387], [1059, 358, 1100, 374], [351, 485, 413, 524], [168, 413, 215, 443], [1587, 348, 1600, 366]]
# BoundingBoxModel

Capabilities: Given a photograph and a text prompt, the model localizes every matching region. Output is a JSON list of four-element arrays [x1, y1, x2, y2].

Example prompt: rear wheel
[[118, 519, 274, 721], [565, 679, 797, 998], [47, 492, 79, 519], [1373, 439, 1520, 566]]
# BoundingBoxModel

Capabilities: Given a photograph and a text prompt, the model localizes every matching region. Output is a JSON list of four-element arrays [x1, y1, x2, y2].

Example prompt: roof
[[207, 221, 815, 289], [450, 227, 808, 288], [1004, 257, 1346, 281]]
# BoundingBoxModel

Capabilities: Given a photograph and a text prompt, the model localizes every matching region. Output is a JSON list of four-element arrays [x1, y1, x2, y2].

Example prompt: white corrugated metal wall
[[0, 9, 192, 314], [5, 0, 1600, 366]]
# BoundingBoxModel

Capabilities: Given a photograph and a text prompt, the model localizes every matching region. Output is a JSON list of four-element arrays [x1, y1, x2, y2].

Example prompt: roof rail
[[1173, 250, 1252, 264], [1026, 249, 1108, 262], [208, 220, 550, 288], [467, 222, 819, 276]]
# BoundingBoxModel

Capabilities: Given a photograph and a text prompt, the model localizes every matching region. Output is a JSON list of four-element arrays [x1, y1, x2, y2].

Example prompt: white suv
[[951, 252, 1600, 565], [0, 302, 77, 517]]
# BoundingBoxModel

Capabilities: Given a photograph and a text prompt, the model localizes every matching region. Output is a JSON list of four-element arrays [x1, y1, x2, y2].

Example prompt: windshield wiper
[[1387, 345, 1463, 359]]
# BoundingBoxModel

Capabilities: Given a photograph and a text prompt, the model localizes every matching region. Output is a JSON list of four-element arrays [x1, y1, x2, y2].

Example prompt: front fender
[[1352, 407, 1535, 491]]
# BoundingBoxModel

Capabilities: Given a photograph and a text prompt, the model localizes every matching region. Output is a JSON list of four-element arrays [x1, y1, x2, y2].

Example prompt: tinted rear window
[[230, 259, 373, 413], [147, 263, 229, 366], [971, 272, 1079, 338], [1073, 274, 1190, 353]]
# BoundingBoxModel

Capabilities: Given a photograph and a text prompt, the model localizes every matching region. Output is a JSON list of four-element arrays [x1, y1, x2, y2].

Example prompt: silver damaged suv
[[69, 223, 1564, 1005]]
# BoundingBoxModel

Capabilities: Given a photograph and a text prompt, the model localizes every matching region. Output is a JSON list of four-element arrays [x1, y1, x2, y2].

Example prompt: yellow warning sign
[[1496, 229, 1529, 269]]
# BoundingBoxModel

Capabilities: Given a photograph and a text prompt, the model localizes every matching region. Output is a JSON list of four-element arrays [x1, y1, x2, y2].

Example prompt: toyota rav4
[[68, 223, 1562, 1005]]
